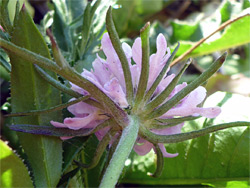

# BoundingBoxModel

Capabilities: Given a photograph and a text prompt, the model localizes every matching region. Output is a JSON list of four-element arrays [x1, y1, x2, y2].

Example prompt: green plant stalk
[[100, 133, 121, 180], [140, 121, 250, 144], [106, 7, 134, 105], [99, 115, 140, 188], [144, 58, 192, 114], [146, 52, 227, 120], [133, 22, 150, 111], [0, 38, 128, 126], [143, 43, 180, 104]]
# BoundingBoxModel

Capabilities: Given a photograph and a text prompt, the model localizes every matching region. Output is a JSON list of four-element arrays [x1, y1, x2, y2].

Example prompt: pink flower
[[51, 33, 221, 158]]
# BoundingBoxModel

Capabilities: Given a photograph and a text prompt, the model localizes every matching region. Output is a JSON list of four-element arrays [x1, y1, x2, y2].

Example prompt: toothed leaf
[[0, 139, 33, 188], [9, 7, 63, 187]]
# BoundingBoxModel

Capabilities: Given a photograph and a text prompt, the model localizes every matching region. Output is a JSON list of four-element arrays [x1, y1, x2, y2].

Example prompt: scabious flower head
[[51, 33, 221, 157]]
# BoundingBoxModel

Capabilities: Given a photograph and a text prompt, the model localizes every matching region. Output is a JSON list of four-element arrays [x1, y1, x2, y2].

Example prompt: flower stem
[[99, 115, 140, 188]]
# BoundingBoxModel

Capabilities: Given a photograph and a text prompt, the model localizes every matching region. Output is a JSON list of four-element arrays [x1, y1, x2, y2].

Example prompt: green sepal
[[147, 52, 227, 120], [8, 118, 113, 137], [144, 58, 192, 114], [140, 121, 250, 144], [133, 22, 150, 111], [106, 7, 134, 105], [149, 144, 164, 178], [143, 43, 180, 104]]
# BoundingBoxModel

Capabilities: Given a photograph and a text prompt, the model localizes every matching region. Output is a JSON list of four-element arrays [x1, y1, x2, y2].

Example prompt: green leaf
[[62, 137, 89, 172], [52, 1, 73, 52], [122, 92, 250, 185], [9, 7, 63, 187], [171, 1, 250, 58], [112, 0, 163, 37], [175, 13, 250, 58], [0, 139, 33, 188]]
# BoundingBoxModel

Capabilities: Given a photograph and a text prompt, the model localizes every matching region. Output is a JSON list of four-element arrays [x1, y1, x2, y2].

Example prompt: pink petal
[[132, 37, 142, 68], [130, 64, 140, 88], [148, 34, 168, 88], [134, 138, 154, 156], [95, 127, 110, 141], [50, 121, 67, 128], [60, 136, 73, 140], [67, 101, 96, 117], [70, 82, 88, 95], [101, 33, 125, 89], [62, 115, 97, 130], [151, 123, 184, 135], [101, 33, 119, 63], [158, 143, 178, 158], [194, 106, 221, 118], [122, 42, 132, 60], [92, 57, 111, 86], [157, 73, 175, 94], [104, 77, 128, 108]]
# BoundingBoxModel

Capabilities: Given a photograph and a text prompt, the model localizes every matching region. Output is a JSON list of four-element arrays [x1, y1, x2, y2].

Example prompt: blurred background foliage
[[0, 0, 250, 187]]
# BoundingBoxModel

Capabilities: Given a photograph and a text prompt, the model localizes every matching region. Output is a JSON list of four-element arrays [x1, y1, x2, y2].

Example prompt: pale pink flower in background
[[51, 33, 221, 157]]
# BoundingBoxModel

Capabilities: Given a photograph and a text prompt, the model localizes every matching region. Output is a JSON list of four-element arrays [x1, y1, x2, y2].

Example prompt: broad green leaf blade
[[122, 92, 250, 185], [171, 0, 250, 58], [0, 139, 33, 188], [9, 7, 63, 187], [175, 14, 250, 58]]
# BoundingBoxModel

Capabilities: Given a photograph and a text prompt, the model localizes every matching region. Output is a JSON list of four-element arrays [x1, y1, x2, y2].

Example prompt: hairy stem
[[99, 115, 140, 188]]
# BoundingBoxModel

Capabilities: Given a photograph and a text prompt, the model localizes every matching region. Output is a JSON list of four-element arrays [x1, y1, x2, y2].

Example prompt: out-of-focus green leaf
[[112, 0, 164, 37], [0, 139, 33, 188], [9, 7, 63, 187], [81, 135, 107, 187], [52, 0, 73, 52], [170, 0, 250, 58], [62, 137, 89, 172], [74, 0, 117, 71], [175, 13, 250, 58], [122, 92, 250, 185]]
